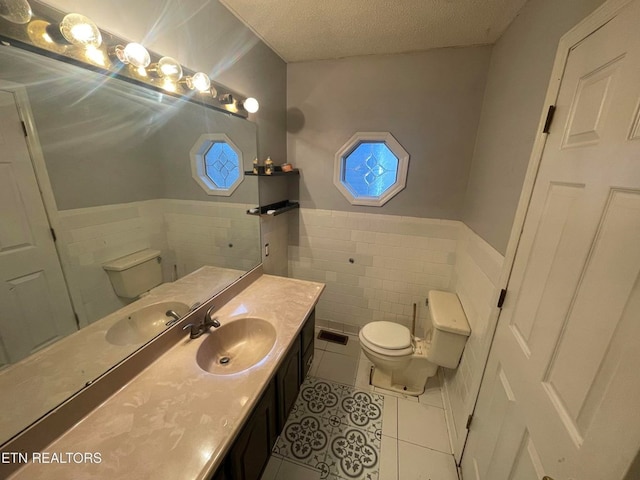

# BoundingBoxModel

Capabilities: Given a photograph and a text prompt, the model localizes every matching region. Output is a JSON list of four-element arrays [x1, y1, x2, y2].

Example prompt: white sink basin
[[106, 301, 189, 346]]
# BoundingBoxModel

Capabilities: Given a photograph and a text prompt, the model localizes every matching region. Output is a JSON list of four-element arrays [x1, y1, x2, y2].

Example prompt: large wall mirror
[[0, 44, 261, 445]]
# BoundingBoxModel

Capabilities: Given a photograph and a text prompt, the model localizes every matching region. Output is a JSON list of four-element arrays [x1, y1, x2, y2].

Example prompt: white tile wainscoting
[[56, 199, 260, 326], [287, 209, 505, 468], [289, 209, 460, 334], [444, 224, 504, 459]]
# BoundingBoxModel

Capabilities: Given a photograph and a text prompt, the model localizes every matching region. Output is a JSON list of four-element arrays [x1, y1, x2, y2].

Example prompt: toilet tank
[[427, 290, 471, 369], [103, 249, 162, 299]]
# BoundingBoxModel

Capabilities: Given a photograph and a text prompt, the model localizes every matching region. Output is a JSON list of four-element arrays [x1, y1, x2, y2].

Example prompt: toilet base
[[370, 364, 435, 397]]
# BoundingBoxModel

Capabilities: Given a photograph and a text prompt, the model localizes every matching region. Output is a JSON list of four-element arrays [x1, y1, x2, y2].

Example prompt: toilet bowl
[[359, 290, 470, 396]]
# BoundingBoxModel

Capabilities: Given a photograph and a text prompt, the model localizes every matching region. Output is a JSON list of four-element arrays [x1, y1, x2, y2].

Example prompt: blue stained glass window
[[343, 142, 399, 198], [204, 142, 240, 189]]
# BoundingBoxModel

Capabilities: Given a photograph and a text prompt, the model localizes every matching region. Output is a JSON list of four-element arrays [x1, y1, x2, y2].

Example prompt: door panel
[[0, 89, 76, 366], [462, 1, 640, 479]]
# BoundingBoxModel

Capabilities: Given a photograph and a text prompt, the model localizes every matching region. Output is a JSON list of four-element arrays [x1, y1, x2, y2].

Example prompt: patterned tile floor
[[272, 376, 384, 480], [262, 329, 459, 480]]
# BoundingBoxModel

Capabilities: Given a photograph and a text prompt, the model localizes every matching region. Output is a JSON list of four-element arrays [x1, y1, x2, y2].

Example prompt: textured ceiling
[[220, 0, 529, 63]]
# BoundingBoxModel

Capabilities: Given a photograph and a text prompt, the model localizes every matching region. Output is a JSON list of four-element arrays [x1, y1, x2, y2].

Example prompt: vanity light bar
[[0, 0, 258, 118]]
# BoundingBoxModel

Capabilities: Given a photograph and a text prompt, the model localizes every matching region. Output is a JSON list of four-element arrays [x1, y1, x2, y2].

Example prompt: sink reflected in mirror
[[0, 43, 260, 446], [106, 301, 189, 346], [196, 319, 276, 375]]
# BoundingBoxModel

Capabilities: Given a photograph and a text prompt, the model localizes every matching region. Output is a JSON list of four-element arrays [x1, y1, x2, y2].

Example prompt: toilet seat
[[359, 322, 413, 357]]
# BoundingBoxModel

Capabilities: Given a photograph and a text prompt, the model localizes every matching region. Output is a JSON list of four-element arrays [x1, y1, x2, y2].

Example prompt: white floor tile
[[397, 398, 451, 453], [274, 459, 321, 480], [419, 376, 444, 409], [315, 351, 358, 386], [397, 440, 458, 480], [382, 395, 398, 438], [325, 335, 360, 357], [379, 435, 398, 480], [310, 349, 323, 377], [373, 386, 419, 402], [259, 456, 282, 480]]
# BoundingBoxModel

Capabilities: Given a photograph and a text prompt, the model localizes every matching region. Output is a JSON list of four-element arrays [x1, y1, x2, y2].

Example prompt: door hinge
[[73, 312, 80, 328], [466, 414, 473, 430], [21, 120, 28, 137], [497, 288, 507, 308], [50, 227, 57, 242], [542, 105, 556, 134]]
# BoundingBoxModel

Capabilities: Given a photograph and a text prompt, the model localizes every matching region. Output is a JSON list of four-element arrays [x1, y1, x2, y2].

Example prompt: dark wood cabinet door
[[210, 465, 228, 480], [227, 381, 277, 480], [300, 309, 315, 354], [300, 309, 315, 384], [276, 336, 301, 433]]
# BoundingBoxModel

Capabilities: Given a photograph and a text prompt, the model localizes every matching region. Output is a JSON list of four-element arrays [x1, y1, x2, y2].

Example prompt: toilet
[[103, 249, 163, 299], [359, 290, 470, 396]]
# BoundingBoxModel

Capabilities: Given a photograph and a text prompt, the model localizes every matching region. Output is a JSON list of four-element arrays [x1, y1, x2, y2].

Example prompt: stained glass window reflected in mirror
[[204, 142, 240, 189]]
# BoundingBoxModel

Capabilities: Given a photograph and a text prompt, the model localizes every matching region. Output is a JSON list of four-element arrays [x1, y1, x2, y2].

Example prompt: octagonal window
[[334, 132, 409, 206], [204, 142, 240, 188], [191, 134, 244, 196]]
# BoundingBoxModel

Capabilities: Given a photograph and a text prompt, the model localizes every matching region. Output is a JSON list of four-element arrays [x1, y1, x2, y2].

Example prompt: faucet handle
[[205, 305, 221, 329], [182, 323, 202, 339]]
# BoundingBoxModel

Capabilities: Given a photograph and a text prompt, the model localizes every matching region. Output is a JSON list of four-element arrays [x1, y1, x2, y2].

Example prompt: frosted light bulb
[[188, 72, 211, 92], [243, 97, 259, 113], [157, 57, 183, 81], [60, 13, 102, 47], [0, 0, 32, 24], [123, 43, 150, 68]]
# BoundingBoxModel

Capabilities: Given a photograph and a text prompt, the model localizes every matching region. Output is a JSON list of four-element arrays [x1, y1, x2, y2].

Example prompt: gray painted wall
[[462, 0, 606, 254], [287, 47, 492, 219], [0, 47, 258, 209], [45, 0, 287, 163]]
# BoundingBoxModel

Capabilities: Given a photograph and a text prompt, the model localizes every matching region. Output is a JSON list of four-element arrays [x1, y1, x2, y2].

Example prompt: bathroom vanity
[[6, 274, 324, 480]]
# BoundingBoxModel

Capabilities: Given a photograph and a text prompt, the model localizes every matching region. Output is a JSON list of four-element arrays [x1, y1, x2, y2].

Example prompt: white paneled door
[[0, 89, 76, 366], [461, 1, 640, 479]]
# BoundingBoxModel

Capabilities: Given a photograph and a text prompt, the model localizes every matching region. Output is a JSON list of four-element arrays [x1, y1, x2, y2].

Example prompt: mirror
[[0, 45, 261, 445]]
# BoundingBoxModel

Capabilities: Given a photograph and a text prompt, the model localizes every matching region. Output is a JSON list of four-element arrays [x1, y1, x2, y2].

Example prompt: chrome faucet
[[165, 310, 182, 327], [183, 305, 221, 339]]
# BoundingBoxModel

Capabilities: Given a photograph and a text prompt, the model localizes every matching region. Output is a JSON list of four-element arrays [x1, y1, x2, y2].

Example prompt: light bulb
[[161, 78, 177, 92], [0, 0, 32, 24], [123, 43, 150, 68], [60, 13, 102, 47], [27, 20, 69, 52], [85, 45, 106, 66], [185, 72, 210, 92], [157, 57, 183, 81], [243, 97, 259, 113]]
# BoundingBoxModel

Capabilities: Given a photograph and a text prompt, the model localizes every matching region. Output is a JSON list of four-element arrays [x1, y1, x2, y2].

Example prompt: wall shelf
[[244, 168, 300, 176], [247, 200, 300, 217]]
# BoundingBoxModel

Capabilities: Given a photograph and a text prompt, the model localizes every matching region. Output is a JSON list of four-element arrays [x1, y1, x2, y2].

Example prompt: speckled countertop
[[0, 266, 245, 445], [8, 274, 324, 480]]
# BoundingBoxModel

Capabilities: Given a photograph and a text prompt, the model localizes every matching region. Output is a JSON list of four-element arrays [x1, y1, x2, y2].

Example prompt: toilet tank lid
[[103, 249, 161, 272], [428, 290, 471, 336]]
